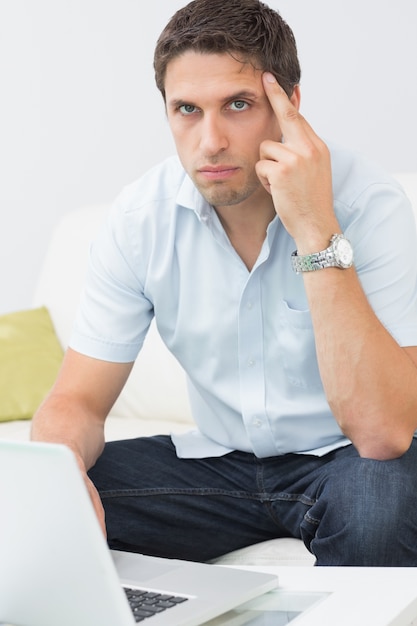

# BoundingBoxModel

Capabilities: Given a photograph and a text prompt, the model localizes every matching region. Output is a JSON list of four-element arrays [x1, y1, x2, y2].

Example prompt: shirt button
[[252, 417, 263, 427], [248, 358, 255, 368], [246, 301, 253, 309]]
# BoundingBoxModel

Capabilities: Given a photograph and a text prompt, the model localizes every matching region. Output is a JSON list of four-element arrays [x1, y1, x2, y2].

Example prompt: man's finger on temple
[[262, 72, 314, 144]]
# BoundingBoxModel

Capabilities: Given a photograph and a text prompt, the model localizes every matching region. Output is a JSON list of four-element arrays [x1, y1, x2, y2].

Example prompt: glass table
[[204, 566, 417, 626], [204, 588, 330, 625]]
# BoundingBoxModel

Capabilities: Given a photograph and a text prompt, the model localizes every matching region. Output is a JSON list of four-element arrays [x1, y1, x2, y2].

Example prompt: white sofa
[[2, 172, 416, 567]]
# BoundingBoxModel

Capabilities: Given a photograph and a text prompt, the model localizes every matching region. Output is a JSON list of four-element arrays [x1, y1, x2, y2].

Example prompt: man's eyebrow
[[167, 90, 261, 109], [168, 98, 192, 109], [223, 90, 260, 103]]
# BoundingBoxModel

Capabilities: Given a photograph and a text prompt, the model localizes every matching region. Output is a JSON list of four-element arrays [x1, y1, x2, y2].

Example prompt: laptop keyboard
[[124, 587, 188, 622]]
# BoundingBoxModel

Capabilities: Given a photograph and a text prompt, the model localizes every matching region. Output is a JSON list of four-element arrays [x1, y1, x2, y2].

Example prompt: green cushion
[[0, 306, 64, 422]]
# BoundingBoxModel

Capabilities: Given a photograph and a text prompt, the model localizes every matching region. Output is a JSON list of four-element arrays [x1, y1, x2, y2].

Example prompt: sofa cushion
[[0, 307, 63, 422], [211, 537, 316, 567]]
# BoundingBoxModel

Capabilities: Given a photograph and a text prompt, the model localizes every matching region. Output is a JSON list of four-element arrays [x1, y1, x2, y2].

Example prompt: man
[[32, 0, 417, 566]]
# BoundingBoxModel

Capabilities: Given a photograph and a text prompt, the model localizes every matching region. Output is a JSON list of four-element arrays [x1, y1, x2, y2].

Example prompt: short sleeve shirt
[[70, 144, 417, 458]]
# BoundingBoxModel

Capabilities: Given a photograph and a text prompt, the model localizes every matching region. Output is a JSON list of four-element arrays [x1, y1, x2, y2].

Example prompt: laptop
[[0, 440, 278, 626]]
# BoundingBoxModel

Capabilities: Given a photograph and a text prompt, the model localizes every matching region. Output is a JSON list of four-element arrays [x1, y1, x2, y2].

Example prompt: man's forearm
[[31, 393, 106, 472], [304, 267, 417, 460], [31, 348, 133, 471]]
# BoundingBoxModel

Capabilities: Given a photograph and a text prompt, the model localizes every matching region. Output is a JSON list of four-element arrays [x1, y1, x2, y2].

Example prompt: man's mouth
[[197, 165, 239, 181]]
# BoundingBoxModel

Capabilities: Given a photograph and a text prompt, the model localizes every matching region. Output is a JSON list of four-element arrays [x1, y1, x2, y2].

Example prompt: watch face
[[335, 237, 353, 268]]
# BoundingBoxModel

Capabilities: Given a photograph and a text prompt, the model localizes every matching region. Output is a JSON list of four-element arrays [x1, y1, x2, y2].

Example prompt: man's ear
[[290, 85, 301, 111]]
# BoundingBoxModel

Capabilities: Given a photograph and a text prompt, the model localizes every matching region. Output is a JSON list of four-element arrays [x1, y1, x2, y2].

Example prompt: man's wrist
[[291, 233, 354, 274]]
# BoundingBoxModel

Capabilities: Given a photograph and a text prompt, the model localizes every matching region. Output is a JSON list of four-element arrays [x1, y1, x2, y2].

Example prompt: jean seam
[[100, 488, 264, 499], [100, 487, 317, 506], [304, 511, 320, 527], [253, 458, 316, 506]]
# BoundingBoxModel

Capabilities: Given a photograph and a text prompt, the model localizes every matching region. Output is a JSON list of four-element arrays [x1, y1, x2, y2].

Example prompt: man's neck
[[214, 203, 276, 271]]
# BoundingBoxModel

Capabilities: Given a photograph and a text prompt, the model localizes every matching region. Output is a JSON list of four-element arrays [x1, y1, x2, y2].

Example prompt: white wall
[[1, 0, 416, 315]]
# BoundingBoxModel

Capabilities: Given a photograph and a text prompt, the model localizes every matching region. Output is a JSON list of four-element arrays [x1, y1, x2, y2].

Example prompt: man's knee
[[303, 445, 417, 565]]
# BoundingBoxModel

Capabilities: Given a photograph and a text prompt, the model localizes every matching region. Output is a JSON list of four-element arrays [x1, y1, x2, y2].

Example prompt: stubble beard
[[194, 175, 262, 210]]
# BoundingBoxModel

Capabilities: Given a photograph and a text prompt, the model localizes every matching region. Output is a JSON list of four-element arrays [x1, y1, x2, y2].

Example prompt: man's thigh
[[291, 441, 417, 565], [89, 435, 417, 564], [88, 435, 298, 561]]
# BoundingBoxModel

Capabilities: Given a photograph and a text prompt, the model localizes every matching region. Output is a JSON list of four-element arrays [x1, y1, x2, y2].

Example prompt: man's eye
[[230, 100, 249, 111], [179, 104, 197, 115]]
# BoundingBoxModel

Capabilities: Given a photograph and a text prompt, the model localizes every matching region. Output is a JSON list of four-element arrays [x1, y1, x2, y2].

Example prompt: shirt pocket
[[278, 300, 324, 391]]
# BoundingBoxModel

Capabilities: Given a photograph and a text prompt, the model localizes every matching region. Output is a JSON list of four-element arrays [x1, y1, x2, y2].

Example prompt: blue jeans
[[88, 435, 417, 566]]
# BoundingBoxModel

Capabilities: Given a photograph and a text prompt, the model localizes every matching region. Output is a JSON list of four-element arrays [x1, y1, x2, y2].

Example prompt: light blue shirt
[[70, 143, 417, 458]]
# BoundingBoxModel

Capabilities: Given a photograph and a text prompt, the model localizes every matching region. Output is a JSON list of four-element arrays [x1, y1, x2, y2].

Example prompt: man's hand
[[74, 451, 107, 538], [256, 72, 339, 254], [31, 349, 134, 537], [85, 474, 107, 538]]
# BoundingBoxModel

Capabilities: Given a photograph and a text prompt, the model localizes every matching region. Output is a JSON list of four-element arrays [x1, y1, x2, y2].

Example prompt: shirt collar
[[175, 169, 281, 248], [176, 173, 212, 223]]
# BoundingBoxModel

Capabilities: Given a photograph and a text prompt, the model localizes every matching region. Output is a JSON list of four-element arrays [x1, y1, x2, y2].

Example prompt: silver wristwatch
[[291, 234, 353, 274]]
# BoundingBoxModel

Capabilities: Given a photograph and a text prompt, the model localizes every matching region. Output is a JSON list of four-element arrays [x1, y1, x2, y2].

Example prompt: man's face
[[164, 51, 297, 212]]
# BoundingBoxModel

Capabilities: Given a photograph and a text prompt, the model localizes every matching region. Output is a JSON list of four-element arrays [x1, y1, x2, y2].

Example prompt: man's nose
[[199, 113, 229, 155]]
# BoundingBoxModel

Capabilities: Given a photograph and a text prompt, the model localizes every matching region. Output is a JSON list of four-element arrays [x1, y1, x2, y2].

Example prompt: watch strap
[[291, 247, 340, 273], [291, 234, 353, 274]]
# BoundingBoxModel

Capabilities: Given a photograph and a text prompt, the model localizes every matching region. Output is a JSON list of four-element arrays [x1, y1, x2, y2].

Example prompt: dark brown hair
[[154, 0, 301, 100]]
